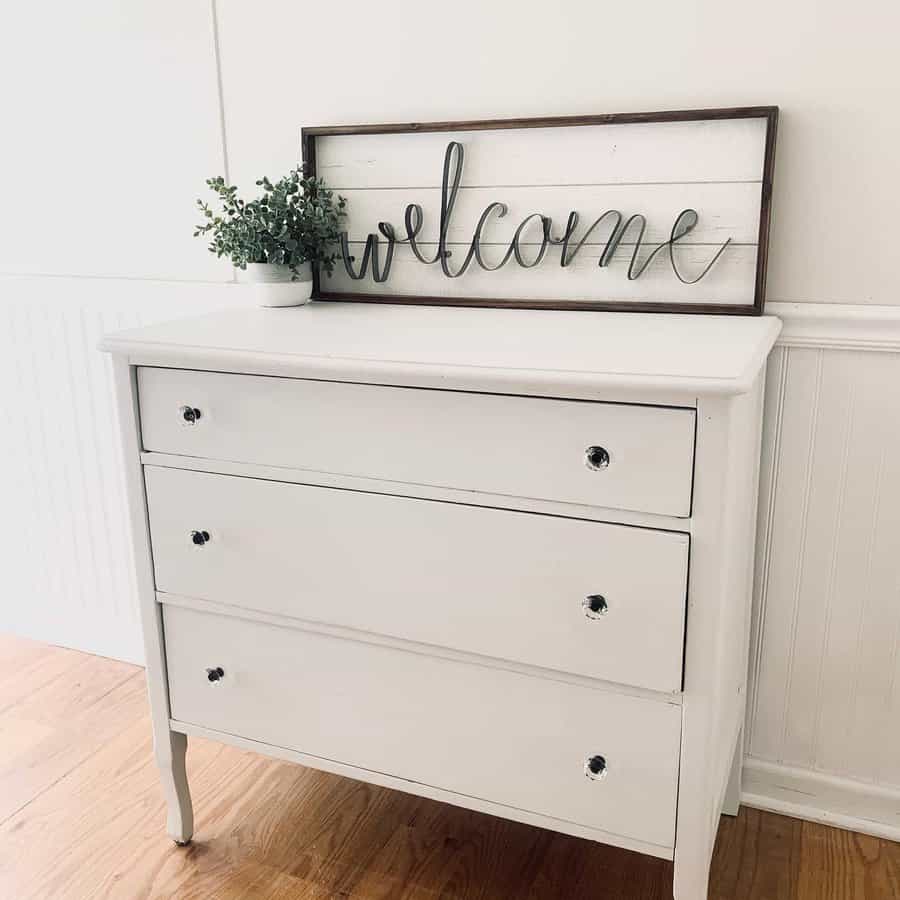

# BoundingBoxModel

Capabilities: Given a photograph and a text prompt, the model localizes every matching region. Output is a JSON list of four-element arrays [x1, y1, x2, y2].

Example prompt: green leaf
[[194, 167, 347, 263]]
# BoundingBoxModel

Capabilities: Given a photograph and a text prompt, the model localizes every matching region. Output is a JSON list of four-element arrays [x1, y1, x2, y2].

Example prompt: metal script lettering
[[341, 141, 731, 284]]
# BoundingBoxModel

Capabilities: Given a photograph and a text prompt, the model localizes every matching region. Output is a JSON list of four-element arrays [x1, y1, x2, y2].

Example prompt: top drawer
[[138, 367, 696, 517]]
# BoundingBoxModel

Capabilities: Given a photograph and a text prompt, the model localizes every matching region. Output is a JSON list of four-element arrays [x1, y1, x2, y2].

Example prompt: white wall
[[0, 1, 227, 281], [1, 0, 897, 834]]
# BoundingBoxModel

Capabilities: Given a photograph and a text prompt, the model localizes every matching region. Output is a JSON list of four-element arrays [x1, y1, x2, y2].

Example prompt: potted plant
[[194, 169, 346, 306]]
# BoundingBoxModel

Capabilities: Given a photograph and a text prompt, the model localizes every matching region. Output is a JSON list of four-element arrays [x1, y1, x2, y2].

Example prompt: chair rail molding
[[769, 301, 900, 351]]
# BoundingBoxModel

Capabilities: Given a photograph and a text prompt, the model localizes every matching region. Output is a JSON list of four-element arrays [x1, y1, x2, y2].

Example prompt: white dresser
[[103, 302, 780, 900]]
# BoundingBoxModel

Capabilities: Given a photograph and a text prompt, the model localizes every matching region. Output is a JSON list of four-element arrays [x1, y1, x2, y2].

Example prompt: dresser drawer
[[163, 604, 681, 849], [138, 367, 695, 517], [146, 466, 689, 691]]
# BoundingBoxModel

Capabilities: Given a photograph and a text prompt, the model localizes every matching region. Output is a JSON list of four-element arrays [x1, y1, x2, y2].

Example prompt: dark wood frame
[[301, 106, 778, 316]]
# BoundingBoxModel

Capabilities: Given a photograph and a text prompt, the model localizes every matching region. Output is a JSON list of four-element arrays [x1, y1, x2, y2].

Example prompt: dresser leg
[[157, 730, 194, 845]]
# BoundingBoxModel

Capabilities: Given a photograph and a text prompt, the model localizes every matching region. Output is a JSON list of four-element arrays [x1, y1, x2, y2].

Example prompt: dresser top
[[101, 302, 781, 398]]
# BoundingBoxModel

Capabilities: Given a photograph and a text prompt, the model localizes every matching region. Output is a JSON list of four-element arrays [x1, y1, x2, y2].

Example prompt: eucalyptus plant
[[194, 169, 347, 278]]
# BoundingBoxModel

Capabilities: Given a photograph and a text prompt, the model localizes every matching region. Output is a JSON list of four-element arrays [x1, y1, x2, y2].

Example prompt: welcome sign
[[302, 108, 777, 315]]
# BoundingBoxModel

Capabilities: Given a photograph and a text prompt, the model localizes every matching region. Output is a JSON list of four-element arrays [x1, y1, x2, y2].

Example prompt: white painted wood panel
[[747, 346, 900, 798], [138, 367, 697, 516], [314, 119, 768, 187], [102, 303, 782, 398], [163, 603, 683, 849], [145, 466, 690, 690]]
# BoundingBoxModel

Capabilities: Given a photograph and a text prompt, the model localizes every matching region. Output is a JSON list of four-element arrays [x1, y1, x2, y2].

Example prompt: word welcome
[[339, 141, 731, 284]]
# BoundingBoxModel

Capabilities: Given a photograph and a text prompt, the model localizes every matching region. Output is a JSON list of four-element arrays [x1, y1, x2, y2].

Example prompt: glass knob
[[584, 755, 608, 781], [583, 594, 608, 618], [585, 446, 610, 470], [190, 530, 210, 546], [180, 406, 202, 425], [206, 666, 224, 683]]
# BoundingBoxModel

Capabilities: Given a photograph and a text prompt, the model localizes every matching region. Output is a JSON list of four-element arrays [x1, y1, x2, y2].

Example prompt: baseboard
[[741, 758, 900, 842]]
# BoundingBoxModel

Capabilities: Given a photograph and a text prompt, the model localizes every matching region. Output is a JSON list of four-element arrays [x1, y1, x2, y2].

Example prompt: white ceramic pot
[[239, 262, 313, 307]]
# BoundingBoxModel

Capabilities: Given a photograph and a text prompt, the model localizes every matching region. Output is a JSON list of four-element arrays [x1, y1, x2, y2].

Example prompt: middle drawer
[[145, 466, 689, 691]]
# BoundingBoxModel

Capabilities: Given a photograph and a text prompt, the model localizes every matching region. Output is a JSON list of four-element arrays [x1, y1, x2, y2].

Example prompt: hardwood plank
[[709, 805, 802, 899], [146, 858, 318, 900], [348, 800, 673, 900], [0, 673, 145, 822], [798, 820, 900, 900], [0, 719, 254, 898], [710, 806, 900, 900], [0, 631, 57, 676], [1, 648, 138, 725], [0, 637, 145, 823], [0, 634, 86, 712]]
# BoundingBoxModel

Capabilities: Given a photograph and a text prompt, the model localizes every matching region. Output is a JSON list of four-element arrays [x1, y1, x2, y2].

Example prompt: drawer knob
[[180, 405, 202, 425], [190, 530, 210, 546], [584, 754, 608, 781], [583, 594, 608, 618], [585, 446, 610, 470], [206, 666, 224, 683]]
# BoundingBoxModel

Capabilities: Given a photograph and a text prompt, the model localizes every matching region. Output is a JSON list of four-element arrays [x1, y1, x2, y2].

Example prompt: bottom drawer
[[164, 605, 682, 849]]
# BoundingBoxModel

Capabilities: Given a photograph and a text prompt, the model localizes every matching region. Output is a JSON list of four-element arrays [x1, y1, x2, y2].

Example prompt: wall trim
[[741, 758, 900, 842], [769, 301, 900, 352]]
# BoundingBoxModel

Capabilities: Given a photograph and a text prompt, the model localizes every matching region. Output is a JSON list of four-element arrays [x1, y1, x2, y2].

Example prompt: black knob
[[585, 754, 608, 780], [206, 666, 224, 682], [191, 530, 210, 546], [583, 594, 609, 618], [180, 406, 202, 424], [585, 446, 610, 470]]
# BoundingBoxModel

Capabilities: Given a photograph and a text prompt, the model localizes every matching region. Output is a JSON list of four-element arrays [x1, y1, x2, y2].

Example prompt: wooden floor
[[0, 634, 897, 900]]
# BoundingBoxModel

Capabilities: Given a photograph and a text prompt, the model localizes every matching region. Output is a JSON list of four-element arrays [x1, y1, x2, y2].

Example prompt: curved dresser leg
[[158, 730, 194, 845]]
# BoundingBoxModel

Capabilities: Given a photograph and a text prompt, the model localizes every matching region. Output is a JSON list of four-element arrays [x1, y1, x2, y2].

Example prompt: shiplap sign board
[[303, 108, 777, 315]]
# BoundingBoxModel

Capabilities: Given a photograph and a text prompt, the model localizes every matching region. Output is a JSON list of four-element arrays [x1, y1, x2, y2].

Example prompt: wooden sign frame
[[302, 106, 778, 315]]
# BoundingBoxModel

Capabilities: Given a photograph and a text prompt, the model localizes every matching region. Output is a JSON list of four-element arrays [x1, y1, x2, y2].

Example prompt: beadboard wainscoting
[[744, 302, 900, 840], [0, 277, 242, 662]]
